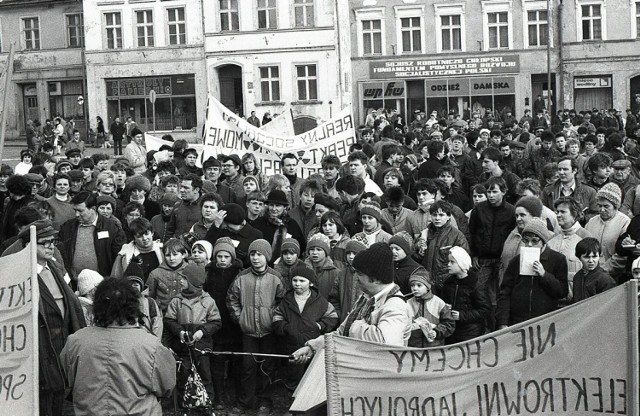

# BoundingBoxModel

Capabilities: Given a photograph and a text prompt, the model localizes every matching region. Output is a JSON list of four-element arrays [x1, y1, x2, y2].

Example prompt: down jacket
[[440, 273, 491, 344]]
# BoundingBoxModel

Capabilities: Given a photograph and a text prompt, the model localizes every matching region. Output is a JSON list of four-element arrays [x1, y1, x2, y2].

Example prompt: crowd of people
[[3, 102, 640, 416]]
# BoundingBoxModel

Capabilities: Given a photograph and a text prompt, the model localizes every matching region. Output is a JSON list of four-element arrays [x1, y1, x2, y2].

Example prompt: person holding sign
[[20, 219, 86, 416], [496, 218, 568, 328]]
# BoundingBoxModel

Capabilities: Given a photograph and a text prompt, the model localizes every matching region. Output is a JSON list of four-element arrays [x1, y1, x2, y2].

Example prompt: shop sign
[[106, 77, 172, 97], [362, 81, 406, 100], [370, 55, 519, 79], [425, 79, 470, 97], [471, 77, 516, 95], [574, 77, 611, 89]]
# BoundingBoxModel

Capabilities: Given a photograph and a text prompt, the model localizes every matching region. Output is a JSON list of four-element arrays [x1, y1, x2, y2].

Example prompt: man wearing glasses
[[496, 217, 568, 329], [17, 219, 86, 416], [221, 154, 245, 199]]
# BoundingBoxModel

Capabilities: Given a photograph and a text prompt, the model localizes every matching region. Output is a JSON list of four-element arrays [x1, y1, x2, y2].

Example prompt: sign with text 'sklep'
[[325, 282, 639, 416]]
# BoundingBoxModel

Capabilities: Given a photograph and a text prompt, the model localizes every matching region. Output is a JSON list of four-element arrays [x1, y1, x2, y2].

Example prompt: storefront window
[[105, 75, 197, 132], [361, 81, 406, 124]]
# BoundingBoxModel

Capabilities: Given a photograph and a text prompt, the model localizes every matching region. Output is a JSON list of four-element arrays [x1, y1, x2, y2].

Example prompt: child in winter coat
[[191, 240, 213, 266], [147, 238, 189, 313], [203, 237, 244, 410], [389, 231, 427, 295], [329, 240, 366, 322], [273, 265, 338, 386], [440, 247, 490, 344], [572, 238, 616, 303], [274, 238, 305, 291], [76, 269, 104, 326], [407, 271, 455, 348], [165, 263, 222, 408], [125, 257, 163, 338], [305, 233, 341, 299]]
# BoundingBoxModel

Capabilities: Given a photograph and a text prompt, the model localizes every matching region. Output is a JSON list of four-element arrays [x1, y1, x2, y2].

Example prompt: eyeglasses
[[522, 236, 541, 245], [38, 240, 58, 248]]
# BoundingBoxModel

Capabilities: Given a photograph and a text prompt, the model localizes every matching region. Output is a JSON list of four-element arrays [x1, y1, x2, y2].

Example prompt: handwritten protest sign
[[324, 282, 639, 416], [0, 245, 37, 415]]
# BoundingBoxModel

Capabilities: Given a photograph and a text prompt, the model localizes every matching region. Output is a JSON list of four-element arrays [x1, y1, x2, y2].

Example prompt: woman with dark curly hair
[[61, 278, 176, 416]]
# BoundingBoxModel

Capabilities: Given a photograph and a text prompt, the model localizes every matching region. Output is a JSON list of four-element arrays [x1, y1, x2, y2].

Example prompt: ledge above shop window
[[255, 101, 286, 107], [291, 100, 322, 106], [97, 0, 125, 5]]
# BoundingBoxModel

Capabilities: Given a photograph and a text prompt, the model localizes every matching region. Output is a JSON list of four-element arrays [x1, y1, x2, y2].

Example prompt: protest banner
[[261, 109, 295, 137], [0, 233, 38, 415], [320, 281, 639, 416], [203, 96, 356, 176]]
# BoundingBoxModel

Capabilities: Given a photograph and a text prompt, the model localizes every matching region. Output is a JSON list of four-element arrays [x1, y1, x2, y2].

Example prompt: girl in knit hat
[[165, 263, 221, 410], [76, 269, 104, 326], [352, 202, 392, 246], [407, 271, 455, 348], [191, 240, 213, 266], [203, 236, 244, 410], [273, 265, 338, 387], [329, 240, 366, 323], [440, 247, 491, 343], [275, 237, 305, 290], [305, 233, 340, 299]]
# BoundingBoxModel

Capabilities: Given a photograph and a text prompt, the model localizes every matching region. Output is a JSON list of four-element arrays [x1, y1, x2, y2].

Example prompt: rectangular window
[[441, 15, 461, 51], [167, 7, 186, 45], [257, 0, 277, 29], [362, 19, 382, 55], [260, 66, 280, 102], [104, 12, 122, 49], [136, 10, 154, 47], [294, 0, 314, 28], [637, 2, 640, 38], [296, 64, 317, 101], [22, 17, 40, 50], [527, 10, 548, 46], [400, 17, 421, 52], [220, 0, 239, 31], [66, 14, 84, 48], [488, 12, 509, 49], [581, 4, 602, 40]]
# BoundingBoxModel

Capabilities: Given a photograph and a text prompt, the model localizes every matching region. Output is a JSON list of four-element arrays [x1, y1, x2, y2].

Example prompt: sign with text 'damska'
[[325, 281, 639, 416], [0, 246, 37, 415]]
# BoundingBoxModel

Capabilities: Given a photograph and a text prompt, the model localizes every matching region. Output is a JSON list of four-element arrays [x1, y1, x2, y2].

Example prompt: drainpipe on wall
[[558, 0, 565, 109]]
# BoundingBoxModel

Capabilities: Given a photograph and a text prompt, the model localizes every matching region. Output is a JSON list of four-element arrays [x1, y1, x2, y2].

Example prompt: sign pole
[[0, 43, 16, 164], [149, 89, 156, 133], [627, 279, 639, 416], [30, 225, 39, 415]]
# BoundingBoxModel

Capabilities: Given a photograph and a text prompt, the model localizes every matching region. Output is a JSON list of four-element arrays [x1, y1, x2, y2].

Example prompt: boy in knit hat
[[76, 269, 104, 326], [440, 247, 490, 344], [305, 233, 340, 299], [329, 240, 367, 322], [407, 271, 455, 348], [353, 202, 391, 246], [496, 217, 569, 328], [165, 263, 221, 410], [226, 239, 285, 414], [273, 265, 338, 387], [125, 256, 163, 338], [204, 236, 243, 410], [274, 237, 305, 290], [389, 231, 427, 295]]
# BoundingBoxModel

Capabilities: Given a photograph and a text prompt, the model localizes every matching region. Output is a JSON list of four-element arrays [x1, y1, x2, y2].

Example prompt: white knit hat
[[77, 269, 104, 296], [632, 257, 640, 271], [449, 246, 472, 273]]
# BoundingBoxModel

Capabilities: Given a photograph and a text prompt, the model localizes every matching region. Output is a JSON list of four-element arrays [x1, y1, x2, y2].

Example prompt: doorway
[[531, 73, 556, 112], [217, 65, 243, 116]]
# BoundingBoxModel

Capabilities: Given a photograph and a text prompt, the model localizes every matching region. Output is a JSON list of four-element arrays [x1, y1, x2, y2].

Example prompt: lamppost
[[546, 0, 552, 113]]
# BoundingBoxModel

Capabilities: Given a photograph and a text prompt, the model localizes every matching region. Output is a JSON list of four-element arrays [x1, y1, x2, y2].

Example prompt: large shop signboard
[[370, 55, 520, 79]]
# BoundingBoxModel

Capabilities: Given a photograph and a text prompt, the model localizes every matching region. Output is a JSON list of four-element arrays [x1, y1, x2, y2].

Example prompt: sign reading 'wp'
[[325, 282, 639, 416]]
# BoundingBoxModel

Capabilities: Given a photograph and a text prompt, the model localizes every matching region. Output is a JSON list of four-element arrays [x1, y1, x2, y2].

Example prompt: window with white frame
[[104, 12, 122, 49], [488, 12, 509, 48], [220, 0, 239, 31], [400, 17, 421, 53], [136, 10, 154, 47], [581, 4, 601, 40], [527, 9, 548, 47], [22, 17, 40, 50], [167, 7, 186, 45], [362, 20, 382, 55], [257, 0, 277, 29], [441, 15, 462, 51], [294, 0, 314, 28], [636, 2, 640, 38], [260, 66, 280, 102], [66, 14, 84, 48], [296, 64, 317, 101]]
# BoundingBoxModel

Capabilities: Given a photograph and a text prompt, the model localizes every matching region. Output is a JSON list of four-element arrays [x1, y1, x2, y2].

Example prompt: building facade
[[202, 0, 351, 133], [349, 0, 640, 125], [83, 0, 207, 141], [0, 0, 86, 139]]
